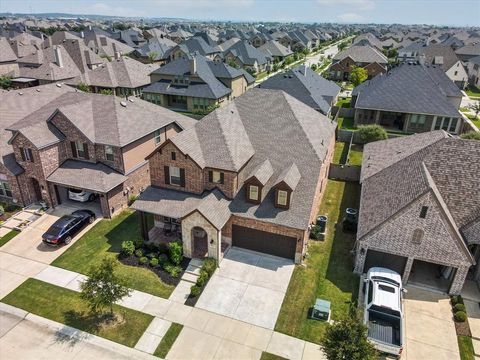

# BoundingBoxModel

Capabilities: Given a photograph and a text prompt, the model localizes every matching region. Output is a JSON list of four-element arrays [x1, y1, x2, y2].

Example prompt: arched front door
[[30, 178, 42, 202], [191, 226, 208, 258]]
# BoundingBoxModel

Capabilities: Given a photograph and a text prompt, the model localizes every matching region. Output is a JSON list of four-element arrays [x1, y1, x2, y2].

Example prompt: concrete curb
[[0, 302, 28, 318]]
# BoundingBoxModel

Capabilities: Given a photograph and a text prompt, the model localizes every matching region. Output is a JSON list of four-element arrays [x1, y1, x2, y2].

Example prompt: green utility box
[[311, 298, 331, 321]]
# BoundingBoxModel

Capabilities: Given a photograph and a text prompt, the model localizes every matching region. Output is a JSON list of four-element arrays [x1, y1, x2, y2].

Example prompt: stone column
[[402, 257, 414, 284], [450, 266, 469, 295], [217, 229, 222, 266], [181, 222, 192, 258]]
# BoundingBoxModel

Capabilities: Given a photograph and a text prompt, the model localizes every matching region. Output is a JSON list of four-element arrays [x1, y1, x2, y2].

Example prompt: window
[[249, 185, 259, 201], [20, 147, 34, 162], [454, 71, 458, 76], [105, 145, 114, 161], [154, 130, 162, 145], [420, 206, 428, 219], [410, 114, 426, 126], [412, 228, 424, 244], [73, 141, 86, 158], [169, 166, 182, 186], [434, 117, 442, 130], [193, 97, 209, 110], [209, 171, 224, 184], [0, 181, 12, 198], [441, 118, 450, 131], [277, 190, 288, 206], [171, 152, 176, 161], [449, 118, 458, 133]]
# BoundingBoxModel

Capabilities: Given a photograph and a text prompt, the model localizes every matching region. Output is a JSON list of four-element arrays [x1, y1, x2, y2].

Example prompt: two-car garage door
[[232, 225, 297, 260]]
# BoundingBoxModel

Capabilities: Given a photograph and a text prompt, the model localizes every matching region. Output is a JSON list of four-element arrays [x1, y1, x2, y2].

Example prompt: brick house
[[132, 89, 336, 264], [1, 84, 195, 218], [354, 131, 480, 295]]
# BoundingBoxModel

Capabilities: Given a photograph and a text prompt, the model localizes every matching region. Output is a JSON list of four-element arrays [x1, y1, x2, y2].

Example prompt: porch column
[[402, 257, 414, 284], [375, 110, 381, 124], [217, 229, 222, 267], [450, 266, 469, 295], [138, 211, 148, 241]]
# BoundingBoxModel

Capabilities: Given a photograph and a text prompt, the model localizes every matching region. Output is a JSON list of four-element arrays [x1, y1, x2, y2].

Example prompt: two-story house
[[2, 85, 195, 218], [132, 89, 336, 264], [351, 63, 464, 134]]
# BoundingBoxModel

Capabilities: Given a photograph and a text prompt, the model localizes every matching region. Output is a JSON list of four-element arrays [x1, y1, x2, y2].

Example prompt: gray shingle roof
[[47, 159, 127, 193], [133, 37, 175, 60], [418, 44, 462, 71], [333, 44, 387, 64], [226, 41, 272, 66], [274, 163, 301, 191], [258, 40, 293, 58], [353, 63, 462, 118], [247, 159, 274, 186]]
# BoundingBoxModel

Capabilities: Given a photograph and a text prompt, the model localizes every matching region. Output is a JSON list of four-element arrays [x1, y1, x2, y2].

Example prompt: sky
[[0, 0, 479, 26]]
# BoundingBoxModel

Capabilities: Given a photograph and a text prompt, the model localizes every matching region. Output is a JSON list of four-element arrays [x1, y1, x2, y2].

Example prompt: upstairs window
[[277, 190, 288, 206], [0, 181, 12, 198], [420, 206, 428, 219], [71, 141, 89, 159], [248, 185, 259, 201], [166, 166, 185, 187], [209, 171, 224, 184], [105, 145, 114, 161], [154, 130, 162, 145], [19, 147, 34, 162], [171, 152, 176, 161]]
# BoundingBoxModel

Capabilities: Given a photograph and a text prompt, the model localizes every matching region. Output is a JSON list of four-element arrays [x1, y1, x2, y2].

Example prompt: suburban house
[[328, 44, 388, 81], [354, 131, 480, 295], [66, 56, 156, 96], [0, 84, 195, 218], [466, 55, 480, 88], [132, 89, 336, 263], [259, 64, 340, 115], [455, 44, 480, 63], [131, 37, 176, 65], [167, 29, 193, 44], [222, 41, 272, 74], [167, 37, 220, 61], [351, 63, 464, 134], [258, 40, 293, 64], [142, 53, 254, 112]]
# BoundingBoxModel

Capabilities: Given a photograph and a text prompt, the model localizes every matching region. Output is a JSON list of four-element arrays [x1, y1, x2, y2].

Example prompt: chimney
[[88, 25, 92, 31], [114, 51, 121, 60], [54, 46, 63, 68], [80, 31, 84, 38], [190, 56, 197, 74], [418, 54, 426, 66]]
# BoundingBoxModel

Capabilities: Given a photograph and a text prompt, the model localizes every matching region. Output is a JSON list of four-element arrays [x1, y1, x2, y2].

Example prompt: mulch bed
[[119, 255, 190, 286], [184, 276, 211, 307], [455, 320, 472, 337]]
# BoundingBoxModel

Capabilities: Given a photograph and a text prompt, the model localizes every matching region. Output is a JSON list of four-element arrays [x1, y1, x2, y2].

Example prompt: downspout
[[217, 229, 221, 267]]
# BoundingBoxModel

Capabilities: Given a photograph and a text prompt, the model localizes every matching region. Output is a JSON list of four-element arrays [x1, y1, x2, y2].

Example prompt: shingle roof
[[247, 159, 274, 185], [333, 44, 387, 64], [260, 65, 340, 114], [226, 41, 272, 66], [47, 159, 127, 193], [455, 44, 480, 56], [353, 63, 462, 118], [274, 163, 301, 191], [133, 37, 175, 60], [0, 37, 17, 62], [258, 40, 293, 58], [172, 37, 219, 57], [417, 44, 462, 71]]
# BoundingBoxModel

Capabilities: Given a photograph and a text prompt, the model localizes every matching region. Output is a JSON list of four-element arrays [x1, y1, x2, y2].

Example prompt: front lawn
[[458, 335, 475, 360], [1, 278, 153, 347], [154, 323, 183, 358], [275, 180, 361, 344], [0, 230, 20, 247], [260, 352, 288, 360], [52, 210, 175, 298]]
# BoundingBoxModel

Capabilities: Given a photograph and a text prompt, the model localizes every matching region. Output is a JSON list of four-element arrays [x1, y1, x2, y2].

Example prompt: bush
[[135, 249, 143, 258], [454, 304, 466, 313], [358, 125, 388, 143], [120, 240, 135, 257], [146, 252, 157, 259], [455, 311, 467, 322], [451, 295, 464, 306], [133, 238, 143, 249], [309, 225, 321, 240], [190, 284, 201, 297], [202, 258, 217, 277], [461, 131, 480, 140], [150, 258, 159, 267], [146, 242, 158, 252], [158, 254, 169, 266], [157, 242, 168, 255], [164, 263, 182, 278], [168, 241, 183, 265], [196, 270, 209, 287], [139, 256, 148, 265], [128, 194, 138, 206]]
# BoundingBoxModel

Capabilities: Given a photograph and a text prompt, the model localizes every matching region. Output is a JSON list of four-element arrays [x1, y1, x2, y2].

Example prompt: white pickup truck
[[363, 267, 405, 358]]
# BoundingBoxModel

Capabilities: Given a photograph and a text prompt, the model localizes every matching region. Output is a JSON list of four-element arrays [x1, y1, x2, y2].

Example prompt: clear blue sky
[[1, 0, 478, 26]]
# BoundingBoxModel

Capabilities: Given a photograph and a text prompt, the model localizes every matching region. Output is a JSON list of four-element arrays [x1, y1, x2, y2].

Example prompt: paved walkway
[[464, 300, 480, 358], [168, 258, 203, 303]]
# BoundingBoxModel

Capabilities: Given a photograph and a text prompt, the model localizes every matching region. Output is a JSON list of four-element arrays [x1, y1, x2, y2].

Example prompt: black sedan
[[42, 209, 96, 246]]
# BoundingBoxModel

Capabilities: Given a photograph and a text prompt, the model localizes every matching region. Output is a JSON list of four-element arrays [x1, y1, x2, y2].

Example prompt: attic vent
[[120, 101, 127, 107], [36, 89, 40, 92], [18, 92, 23, 95], [128, 98, 134, 103], [230, 110, 234, 114], [56, 83, 62, 88]]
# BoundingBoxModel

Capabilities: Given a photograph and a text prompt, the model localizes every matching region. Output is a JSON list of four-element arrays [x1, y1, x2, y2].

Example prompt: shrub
[[120, 240, 135, 257], [139, 256, 148, 265], [190, 284, 201, 297], [451, 295, 464, 306], [454, 304, 466, 313], [133, 238, 143, 249], [358, 125, 388, 143], [135, 249, 143, 258], [146, 242, 158, 252], [202, 258, 217, 277], [128, 194, 138, 206], [158, 254, 169, 266], [146, 252, 157, 259], [168, 241, 183, 265], [461, 131, 480, 140], [196, 270, 209, 287], [150, 258, 159, 267], [157, 242, 168, 255], [164, 263, 182, 278], [455, 311, 467, 322], [309, 225, 321, 240]]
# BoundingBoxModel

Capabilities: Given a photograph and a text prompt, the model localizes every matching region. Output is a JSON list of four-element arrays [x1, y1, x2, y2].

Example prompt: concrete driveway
[[403, 287, 459, 360], [195, 247, 294, 329]]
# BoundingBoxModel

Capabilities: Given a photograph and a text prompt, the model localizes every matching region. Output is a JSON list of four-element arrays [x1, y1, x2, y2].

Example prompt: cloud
[[317, 0, 375, 11], [87, 2, 147, 17], [151, 0, 254, 10], [337, 12, 366, 22]]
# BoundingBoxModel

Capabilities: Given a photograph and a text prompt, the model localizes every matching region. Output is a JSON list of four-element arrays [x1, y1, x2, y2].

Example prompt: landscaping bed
[[184, 258, 217, 307]]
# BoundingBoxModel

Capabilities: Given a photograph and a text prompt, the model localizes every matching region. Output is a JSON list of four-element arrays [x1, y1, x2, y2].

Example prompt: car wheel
[[88, 194, 95, 202], [88, 216, 95, 224], [64, 236, 72, 245]]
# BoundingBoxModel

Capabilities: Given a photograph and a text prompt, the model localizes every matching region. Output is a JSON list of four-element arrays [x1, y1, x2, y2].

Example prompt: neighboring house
[[142, 53, 254, 112], [258, 40, 293, 63], [131, 37, 176, 65], [0, 37, 19, 76], [218, 37, 240, 53], [0, 84, 195, 218], [83, 32, 134, 59], [329, 44, 388, 81], [351, 63, 463, 134], [466, 55, 480, 88], [455, 44, 480, 63], [67, 56, 155, 96], [168, 29, 193, 44], [223, 41, 272, 73], [260, 65, 340, 115], [168, 37, 220, 61], [132, 89, 336, 264], [353, 33, 383, 51], [354, 131, 480, 295]]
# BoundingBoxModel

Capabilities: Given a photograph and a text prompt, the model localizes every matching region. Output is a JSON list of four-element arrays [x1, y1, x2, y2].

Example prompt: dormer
[[272, 163, 301, 210], [244, 159, 273, 204]]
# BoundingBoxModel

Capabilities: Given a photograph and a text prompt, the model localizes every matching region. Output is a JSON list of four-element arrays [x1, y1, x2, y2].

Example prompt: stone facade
[[354, 191, 474, 294], [182, 211, 220, 259]]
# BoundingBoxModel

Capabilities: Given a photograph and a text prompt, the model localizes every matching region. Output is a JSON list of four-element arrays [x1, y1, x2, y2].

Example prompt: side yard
[[275, 180, 360, 344], [332, 142, 363, 166]]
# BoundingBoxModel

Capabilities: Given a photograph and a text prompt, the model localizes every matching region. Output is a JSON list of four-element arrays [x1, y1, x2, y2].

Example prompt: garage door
[[232, 225, 297, 260], [364, 249, 407, 275]]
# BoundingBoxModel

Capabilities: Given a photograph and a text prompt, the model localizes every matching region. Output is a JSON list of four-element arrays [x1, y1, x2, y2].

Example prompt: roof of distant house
[[226, 41, 272, 66], [258, 40, 293, 58], [333, 44, 388, 64]]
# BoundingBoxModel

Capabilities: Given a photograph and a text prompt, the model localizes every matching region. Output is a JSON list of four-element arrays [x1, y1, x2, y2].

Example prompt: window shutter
[[70, 141, 77, 158], [83, 143, 89, 160], [164, 166, 170, 185], [208, 171, 213, 182], [220, 172, 224, 184], [19, 147, 25, 161], [28, 149, 34, 163], [180, 168, 185, 187]]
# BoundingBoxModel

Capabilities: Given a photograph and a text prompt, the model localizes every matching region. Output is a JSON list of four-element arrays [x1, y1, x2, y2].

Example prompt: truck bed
[[367, 309, 401, 346]]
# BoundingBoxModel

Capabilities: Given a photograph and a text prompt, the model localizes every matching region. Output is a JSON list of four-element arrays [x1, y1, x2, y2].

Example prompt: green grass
[[335, 98, 351, 108], [255, 71, 269, 81], [275, 180, 361, 344], [466, 114, 480, 129], [348, 144, 363, 166], [337, 116, 356, 130], [260, 352, 288, 360], [154, 323, 183, 358], [466, 86, 480, 98], [460, 106, 471, 113], [52, 210, 174, 298], [333, 142, 348, 165], [1, 278, 153, 347], [0, 230, 20, 247], [458, 335, 475, 360]]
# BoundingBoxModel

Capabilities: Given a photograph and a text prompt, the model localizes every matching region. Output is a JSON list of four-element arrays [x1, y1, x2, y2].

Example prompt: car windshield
[[47, 225, 64, 236]]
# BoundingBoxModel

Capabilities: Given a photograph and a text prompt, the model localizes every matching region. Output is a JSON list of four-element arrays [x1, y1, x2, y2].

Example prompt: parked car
[[42, 210, 96, 246], [363, 267, 405, 357], [68, 188, 96, 202]]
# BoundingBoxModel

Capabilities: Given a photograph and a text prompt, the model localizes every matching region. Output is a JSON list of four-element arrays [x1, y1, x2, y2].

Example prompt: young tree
[[77, 82, 91, 93], [99, 89, 114, 95], [338, 41, 348, 51], [147, 51, 159, 63], [321, 313, 377, 360], [0, 76, 12, 90], [469, 101, 480, 119], [358, 124, 388, 143], [350, 66, 368, 87], [80, 257, 131, 316]]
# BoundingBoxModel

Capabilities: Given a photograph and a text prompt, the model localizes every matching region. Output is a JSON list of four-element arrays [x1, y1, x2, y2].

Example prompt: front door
[[31, 178, 42, 202]]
